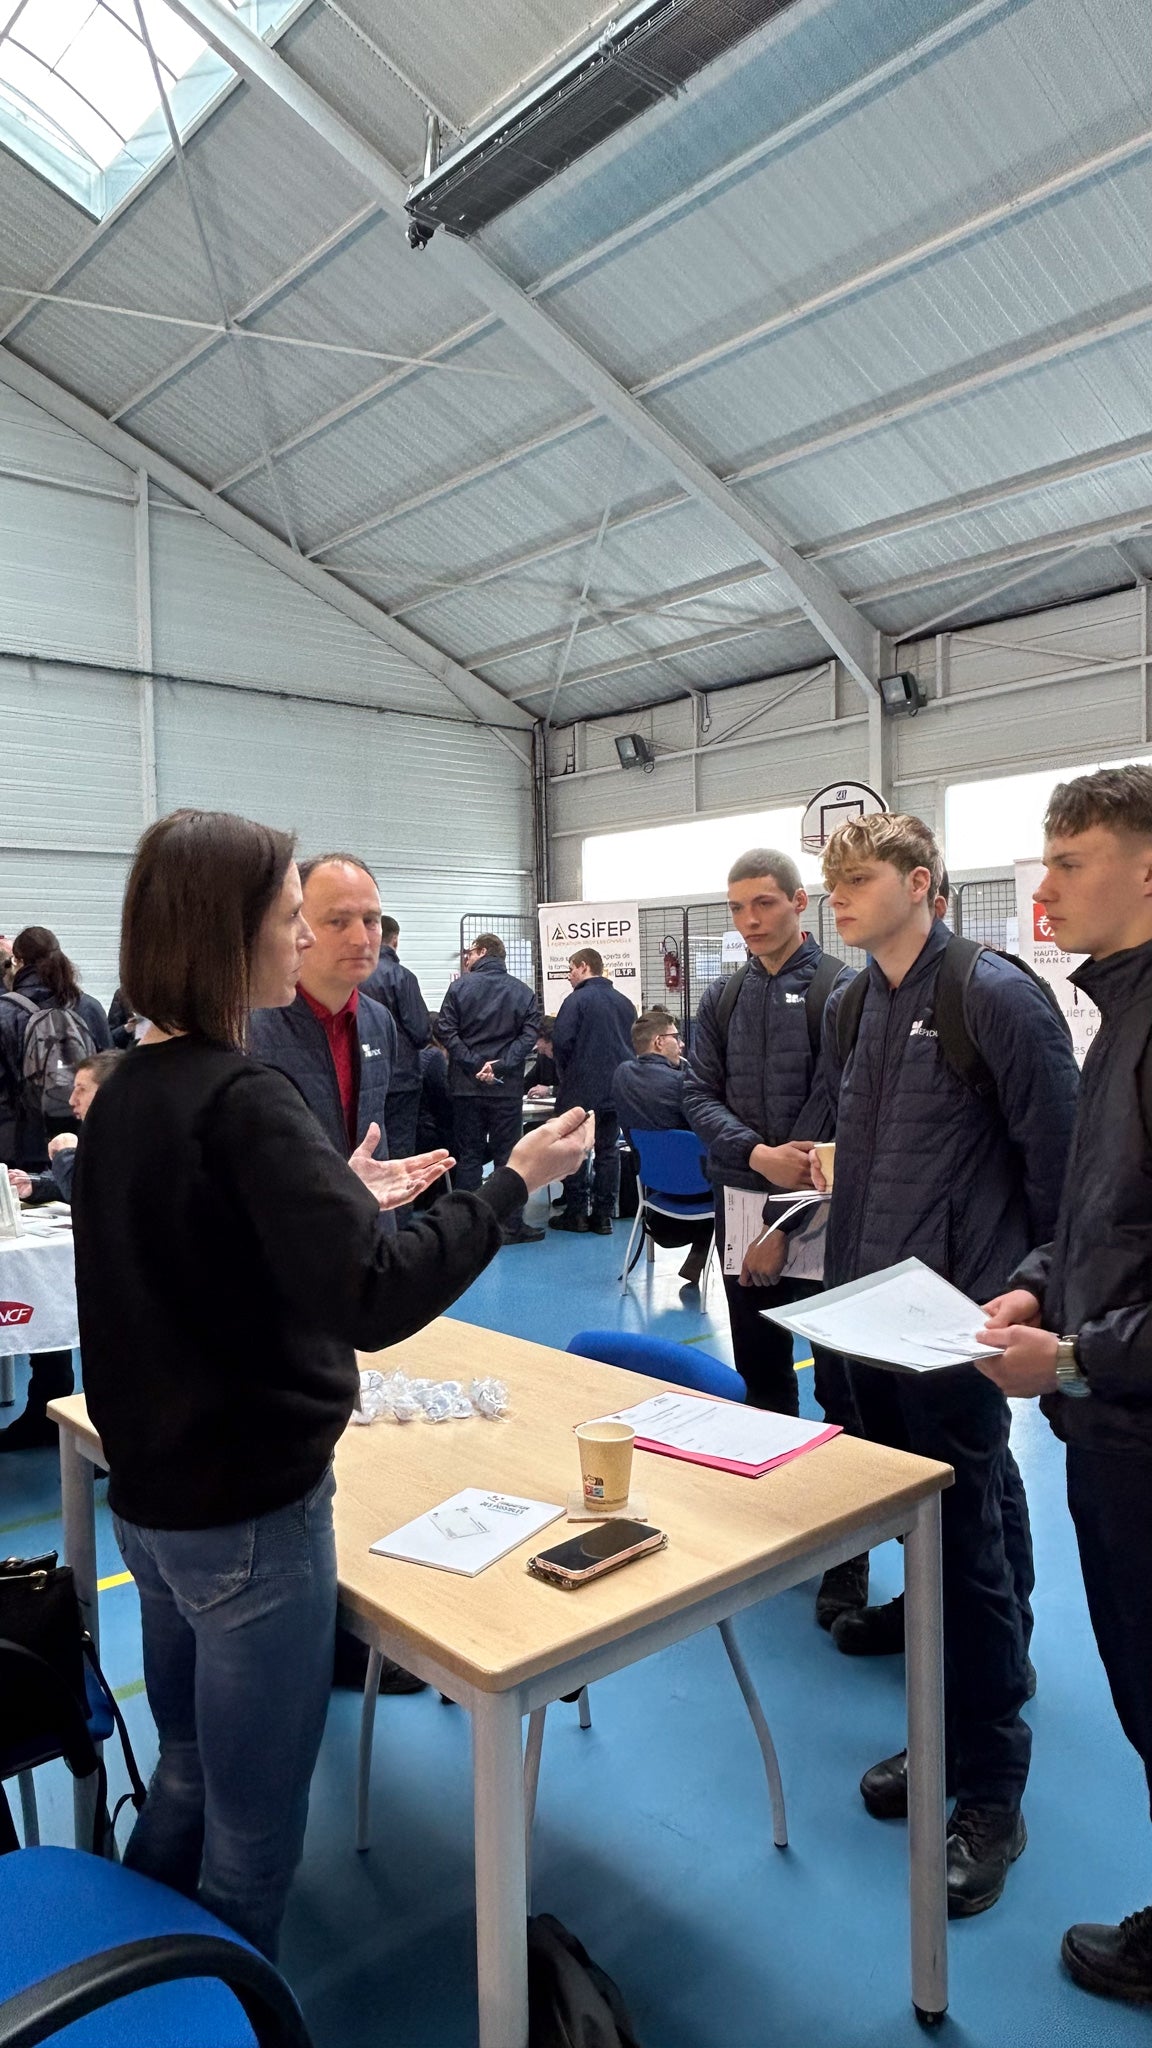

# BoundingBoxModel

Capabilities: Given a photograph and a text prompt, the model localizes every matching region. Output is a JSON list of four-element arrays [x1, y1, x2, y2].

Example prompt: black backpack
[[834, 933, 1070, 1099], [712, 950, 841, 1068], [528, 1915, 643, 2048], [3, 992, 97, 1119]]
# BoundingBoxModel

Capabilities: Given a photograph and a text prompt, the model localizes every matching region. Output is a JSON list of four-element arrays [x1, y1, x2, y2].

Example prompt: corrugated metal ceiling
[[0, 0, 1150, 723]]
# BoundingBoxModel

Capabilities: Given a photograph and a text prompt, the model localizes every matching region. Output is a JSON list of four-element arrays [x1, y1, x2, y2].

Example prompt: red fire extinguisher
[[661, 936, 681, 992]]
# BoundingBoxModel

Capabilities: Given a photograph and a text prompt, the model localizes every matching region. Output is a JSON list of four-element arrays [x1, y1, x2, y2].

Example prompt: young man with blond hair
[[977, 765, 1152, 2000], [816, 810, 1079, 1915]]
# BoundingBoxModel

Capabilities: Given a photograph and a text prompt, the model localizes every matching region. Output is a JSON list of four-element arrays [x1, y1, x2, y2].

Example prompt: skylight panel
[[0, 0, 297, 216]]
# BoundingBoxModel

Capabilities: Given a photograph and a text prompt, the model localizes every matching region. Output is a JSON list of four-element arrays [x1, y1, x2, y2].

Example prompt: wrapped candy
[[352, 1367, 509, 1425]]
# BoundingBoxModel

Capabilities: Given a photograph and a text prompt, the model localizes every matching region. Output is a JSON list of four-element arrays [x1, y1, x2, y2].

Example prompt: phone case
[[527, 1528, 666, 1590]]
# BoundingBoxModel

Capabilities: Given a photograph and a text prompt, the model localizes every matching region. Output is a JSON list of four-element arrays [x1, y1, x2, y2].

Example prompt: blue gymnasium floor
[[4, 1186, 1149, 2048]]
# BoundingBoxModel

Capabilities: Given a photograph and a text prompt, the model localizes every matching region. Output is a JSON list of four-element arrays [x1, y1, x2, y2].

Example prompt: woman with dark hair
[[71, 809, 590, 1958]]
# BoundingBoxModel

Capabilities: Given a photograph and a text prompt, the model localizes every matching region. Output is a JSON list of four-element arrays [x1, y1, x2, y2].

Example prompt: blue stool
[[0, 1846, 311, 2046]]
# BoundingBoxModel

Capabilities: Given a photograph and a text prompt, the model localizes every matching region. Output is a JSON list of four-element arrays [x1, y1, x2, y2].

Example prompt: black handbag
[[0, 1551, 147, 1857], [0, 1552, 86, 1739]]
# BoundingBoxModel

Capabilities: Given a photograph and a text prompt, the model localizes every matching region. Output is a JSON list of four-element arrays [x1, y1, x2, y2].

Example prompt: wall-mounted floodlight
[[878, 671, 927, 717], [615, 733, 654, 770]]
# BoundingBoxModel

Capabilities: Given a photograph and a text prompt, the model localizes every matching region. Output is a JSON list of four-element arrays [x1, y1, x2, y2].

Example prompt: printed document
[[369, 1488, 564, 1577], [762, 1258, 1006, 1371], [724, 1186, 828, 1279], [585, 1390, 838, 1472]]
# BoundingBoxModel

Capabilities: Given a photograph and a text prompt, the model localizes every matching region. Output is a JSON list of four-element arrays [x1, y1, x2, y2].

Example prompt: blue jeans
[[113, 1465, 337, 1958]]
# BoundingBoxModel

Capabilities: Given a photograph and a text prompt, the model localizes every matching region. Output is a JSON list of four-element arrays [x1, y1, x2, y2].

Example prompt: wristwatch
[[1054, 1336, 1091, 1399]]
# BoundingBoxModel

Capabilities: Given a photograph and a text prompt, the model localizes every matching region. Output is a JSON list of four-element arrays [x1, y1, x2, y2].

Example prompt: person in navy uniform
[[550, 948, 636, 1236], [613, 1009, 713, 1286]]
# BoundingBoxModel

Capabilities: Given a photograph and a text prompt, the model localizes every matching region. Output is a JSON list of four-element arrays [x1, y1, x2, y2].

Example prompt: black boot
[[946, 1804, 1026, 1916], [815, 1553, 869, 1630], [1062, 1908, 1152, 2004], [832, 1591, 905, 1656], [860, 1748, 957, 1820]]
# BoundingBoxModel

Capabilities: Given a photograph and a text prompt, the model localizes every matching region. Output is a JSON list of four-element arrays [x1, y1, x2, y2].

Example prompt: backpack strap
[[804, 954, 841, 1063], [834, 967, 870, 1068], [935, 933, 1071, 1101], [712, 961, 750, 1062], [0, 992, 37, 1020]]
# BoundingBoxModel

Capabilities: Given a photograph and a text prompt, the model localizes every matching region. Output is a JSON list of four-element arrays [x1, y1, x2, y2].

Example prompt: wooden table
[[51, 1320, 952, 2046]]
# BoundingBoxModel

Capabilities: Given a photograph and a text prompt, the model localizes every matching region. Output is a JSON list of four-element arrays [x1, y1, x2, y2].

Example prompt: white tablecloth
[[0, 1230, 77, 1407]]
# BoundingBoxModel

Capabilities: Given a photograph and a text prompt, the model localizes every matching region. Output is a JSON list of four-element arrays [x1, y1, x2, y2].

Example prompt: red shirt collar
[[299, 984, 359, 1025]]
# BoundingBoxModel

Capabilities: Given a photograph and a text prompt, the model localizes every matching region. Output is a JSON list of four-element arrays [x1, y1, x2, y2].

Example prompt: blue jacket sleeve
[[496, 989, 544, 1079], [79, 994, 112, 1052], [968, 962, 1079, 1247], [681, 983, 762, 1171], [438, 985, 479, 1078], [395, 970, 430, 1055]]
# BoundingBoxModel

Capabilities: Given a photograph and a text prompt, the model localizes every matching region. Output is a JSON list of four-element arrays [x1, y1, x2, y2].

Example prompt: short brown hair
[[822, 813, 943, 896], [1045, 765, 1152, 841], [727, 848, 802, 895], [569, 947, 604, 974], [470, 932, 505, 960], [380, 915, 399, 944], [121, 810, 296, 1049], [632, 1009, 676, 1053], [297, 852, 377, 888], [75, 1049, 127, 1088]]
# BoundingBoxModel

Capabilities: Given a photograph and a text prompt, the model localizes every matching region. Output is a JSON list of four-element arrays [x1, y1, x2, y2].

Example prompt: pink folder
[[633, 1421, 841, 1479]]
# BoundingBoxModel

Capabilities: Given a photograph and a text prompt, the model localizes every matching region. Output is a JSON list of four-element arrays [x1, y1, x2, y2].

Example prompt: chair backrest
[[629, 1128, 711, 1201], [566, 1330, 746, 1402]]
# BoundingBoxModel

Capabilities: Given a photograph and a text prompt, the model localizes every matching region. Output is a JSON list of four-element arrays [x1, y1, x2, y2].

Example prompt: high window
[[581, 807, 822, 903]]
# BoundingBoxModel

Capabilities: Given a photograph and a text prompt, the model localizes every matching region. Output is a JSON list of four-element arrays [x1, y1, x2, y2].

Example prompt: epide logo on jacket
[[361, 1044, 383, 1058], [0, 1301, 33, 1326], [909, 1019, 938, 1040], [784, 992, 804, 1004]]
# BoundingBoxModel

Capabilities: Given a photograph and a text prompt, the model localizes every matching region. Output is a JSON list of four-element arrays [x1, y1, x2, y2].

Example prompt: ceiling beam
[[0, 348, 533, 729], [164, 0, 880, 696]]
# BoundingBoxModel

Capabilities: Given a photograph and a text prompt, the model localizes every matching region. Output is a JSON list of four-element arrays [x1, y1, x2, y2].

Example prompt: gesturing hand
[[8, 1168, 32, 1200], [348, 1125, 453, 1210], [507, 1107, 595, 1193]]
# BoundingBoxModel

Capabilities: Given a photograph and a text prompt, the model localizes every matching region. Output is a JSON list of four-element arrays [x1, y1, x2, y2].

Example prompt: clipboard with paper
[[760, 1257, 1007, 1372]]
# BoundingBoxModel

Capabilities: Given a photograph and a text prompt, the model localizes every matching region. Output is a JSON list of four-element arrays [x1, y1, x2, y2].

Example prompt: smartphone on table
[[527, 1519, 666, 1590]]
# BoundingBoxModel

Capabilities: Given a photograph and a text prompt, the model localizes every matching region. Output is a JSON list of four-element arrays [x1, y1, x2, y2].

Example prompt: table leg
[[472, 1691, 529, 2048], [904, 1493, 948, 2023], [0, 1354, 13, 1405]]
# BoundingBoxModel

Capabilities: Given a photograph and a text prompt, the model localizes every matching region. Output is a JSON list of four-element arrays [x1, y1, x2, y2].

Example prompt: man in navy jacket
[[816, 811, 1079, 1916], [613, 1010, 713, 1283], [684, 850, 854, 1413], [362, 916, 430, 1170], [551, 947, 635, 1236], [439, 934, 543, 1244]]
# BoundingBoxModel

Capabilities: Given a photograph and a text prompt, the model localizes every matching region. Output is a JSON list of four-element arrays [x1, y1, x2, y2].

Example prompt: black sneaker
[[549, 1213, 588, 1233], [501, 1224, 545, 1243], [831, 1591, 905, 1656], [588, 1216, 613, 1236], [1062, 1907, 1152, 2004], [815, 1553, 869, 1630], [946, 1804, 1026, 1917]]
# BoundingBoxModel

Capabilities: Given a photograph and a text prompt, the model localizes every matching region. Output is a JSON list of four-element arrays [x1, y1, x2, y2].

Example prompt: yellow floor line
[[96, 1569, 133, 1591]]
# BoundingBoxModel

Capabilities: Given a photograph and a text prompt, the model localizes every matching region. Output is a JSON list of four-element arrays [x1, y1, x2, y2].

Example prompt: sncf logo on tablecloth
[[0, 1302, 34, 1326]]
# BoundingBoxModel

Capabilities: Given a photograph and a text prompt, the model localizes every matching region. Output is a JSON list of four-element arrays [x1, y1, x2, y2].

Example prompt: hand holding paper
[[762, 1258, 1011, 1372]]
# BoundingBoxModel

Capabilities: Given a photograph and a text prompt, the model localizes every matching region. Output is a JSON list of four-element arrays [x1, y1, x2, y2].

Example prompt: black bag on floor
[[528, 1913, 644, 2048]]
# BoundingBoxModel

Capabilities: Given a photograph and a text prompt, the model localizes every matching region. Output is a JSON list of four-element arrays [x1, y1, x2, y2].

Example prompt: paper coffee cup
[[815, 1142, 836, 1189], [575, 1421, 635, 1511]]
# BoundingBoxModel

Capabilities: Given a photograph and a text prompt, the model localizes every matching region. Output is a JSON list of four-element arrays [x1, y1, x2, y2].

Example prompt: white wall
[[0, 386, 533, 1006], [549, 586, 1151, 898]]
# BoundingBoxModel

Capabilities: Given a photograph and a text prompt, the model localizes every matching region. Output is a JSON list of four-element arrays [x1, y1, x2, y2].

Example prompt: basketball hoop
[[801, 780, 887, 856]]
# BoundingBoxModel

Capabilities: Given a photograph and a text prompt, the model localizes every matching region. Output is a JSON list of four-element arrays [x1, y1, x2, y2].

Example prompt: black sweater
[[72, 1036, 524, 1529]]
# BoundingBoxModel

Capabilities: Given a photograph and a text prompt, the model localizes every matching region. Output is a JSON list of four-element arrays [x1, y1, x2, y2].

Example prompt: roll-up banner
[[1013, 860, 1099, 1064], [538, 901, 641, 1011]]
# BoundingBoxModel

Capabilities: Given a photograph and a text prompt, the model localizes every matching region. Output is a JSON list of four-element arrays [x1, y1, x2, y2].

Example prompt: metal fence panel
[[954, 878, 1016, 950], [459, 912, 538, 998]]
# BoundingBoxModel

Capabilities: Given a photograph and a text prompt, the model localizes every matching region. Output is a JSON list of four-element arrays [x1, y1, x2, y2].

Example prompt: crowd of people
[[2, 766, 1150, 2012]]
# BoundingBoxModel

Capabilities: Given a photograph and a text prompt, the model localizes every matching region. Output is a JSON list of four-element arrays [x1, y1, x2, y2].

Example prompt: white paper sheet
[[762, 1258, 1006, 1372], [585, 1390, 834, 1466], [369, 1488, 564, 1576], [722, 1188, 765, 1276]]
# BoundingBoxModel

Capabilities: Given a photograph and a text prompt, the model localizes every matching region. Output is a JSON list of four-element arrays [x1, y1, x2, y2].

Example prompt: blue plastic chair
[[0, 1846, 312, 2045], [519, 1332, 790, 1855], [620, 1129, 716, 1304]]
